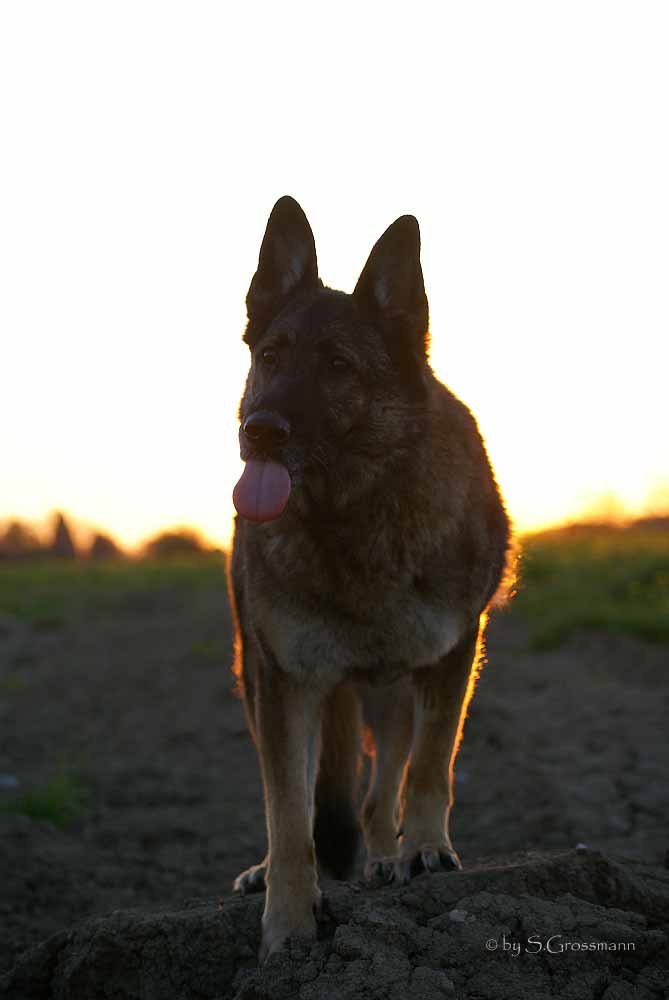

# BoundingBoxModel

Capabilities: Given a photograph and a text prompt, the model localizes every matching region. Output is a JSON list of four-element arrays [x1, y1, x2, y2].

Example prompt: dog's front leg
[[254, 654, 324, 962], [394, 623, 481, 882]]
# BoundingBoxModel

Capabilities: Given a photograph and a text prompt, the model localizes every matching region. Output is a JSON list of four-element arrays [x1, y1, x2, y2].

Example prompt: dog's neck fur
[[255, 385, 470, 585]]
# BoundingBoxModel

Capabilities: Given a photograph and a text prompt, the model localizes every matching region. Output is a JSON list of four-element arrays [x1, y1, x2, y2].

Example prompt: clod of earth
[[1, 848, 668, 1000]]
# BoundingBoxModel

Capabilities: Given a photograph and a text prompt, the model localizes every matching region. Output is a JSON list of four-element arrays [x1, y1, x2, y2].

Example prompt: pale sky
[[1, 2, 667, 549]]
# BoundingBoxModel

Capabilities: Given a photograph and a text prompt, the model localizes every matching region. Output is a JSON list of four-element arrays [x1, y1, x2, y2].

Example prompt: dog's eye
[[331, 356, 350, 373], [261, 348, 277, 368]]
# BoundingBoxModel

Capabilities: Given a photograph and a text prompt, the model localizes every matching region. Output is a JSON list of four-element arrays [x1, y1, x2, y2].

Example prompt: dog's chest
[[255, 574, 464, 684]]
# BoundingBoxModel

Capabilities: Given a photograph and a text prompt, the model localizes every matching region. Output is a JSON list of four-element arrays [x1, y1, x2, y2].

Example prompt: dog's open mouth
[[233, 459, 292, 523]]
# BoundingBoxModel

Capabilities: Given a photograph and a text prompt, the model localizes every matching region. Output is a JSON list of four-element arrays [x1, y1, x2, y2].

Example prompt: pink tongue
[[233, 459, 292, 523]]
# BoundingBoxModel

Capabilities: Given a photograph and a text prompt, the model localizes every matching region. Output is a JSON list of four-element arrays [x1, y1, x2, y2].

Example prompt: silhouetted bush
[[89, 533, 123, 561], [0, 520, 44, 560], [142, 528, 208, 560], [50, 512, 77, 559]]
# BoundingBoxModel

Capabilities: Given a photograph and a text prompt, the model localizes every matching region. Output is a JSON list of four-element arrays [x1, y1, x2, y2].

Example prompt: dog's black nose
[[242, 410, 291, 448]]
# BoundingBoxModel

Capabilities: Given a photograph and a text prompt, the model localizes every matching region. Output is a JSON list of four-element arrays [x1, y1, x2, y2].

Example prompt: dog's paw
[[367, 841, 461, 885], [363, 855, 397, 883], [233, 859, 267, 896], [259, 888, 321, 963], [394, 841, 461, 883]]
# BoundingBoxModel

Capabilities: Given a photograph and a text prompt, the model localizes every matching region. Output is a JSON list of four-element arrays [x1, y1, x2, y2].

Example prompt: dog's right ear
[[244, 197, 319, 343], [353, 215, 429, 354]]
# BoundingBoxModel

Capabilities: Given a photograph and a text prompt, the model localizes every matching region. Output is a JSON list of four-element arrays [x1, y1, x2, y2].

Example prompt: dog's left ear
[[353, 215, 429, 355], [245, 196, 319, 342]]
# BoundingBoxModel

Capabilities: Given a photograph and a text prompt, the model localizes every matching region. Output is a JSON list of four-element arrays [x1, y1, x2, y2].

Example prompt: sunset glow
[[1, 3, 667, 550]]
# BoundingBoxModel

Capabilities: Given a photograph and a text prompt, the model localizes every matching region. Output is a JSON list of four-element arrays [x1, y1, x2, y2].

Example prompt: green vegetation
[[0, 555, 226, 628], [515, 521, 669, 650], [0, 524, 666, 652], [0, 771, 84, 827]]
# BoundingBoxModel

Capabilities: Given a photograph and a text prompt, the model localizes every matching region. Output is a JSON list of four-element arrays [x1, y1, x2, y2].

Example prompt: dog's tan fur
[[228, 197, 510, 960]]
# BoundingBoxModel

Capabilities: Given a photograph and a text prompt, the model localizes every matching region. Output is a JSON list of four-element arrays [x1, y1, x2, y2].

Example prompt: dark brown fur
[[227, 196, 510, 960]]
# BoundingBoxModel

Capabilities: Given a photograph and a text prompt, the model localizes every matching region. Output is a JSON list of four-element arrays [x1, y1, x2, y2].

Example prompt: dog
[[228, 196, 510, 961]]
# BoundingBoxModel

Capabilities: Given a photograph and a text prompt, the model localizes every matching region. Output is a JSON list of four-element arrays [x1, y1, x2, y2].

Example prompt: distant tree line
[[0, 513, 216, 562]]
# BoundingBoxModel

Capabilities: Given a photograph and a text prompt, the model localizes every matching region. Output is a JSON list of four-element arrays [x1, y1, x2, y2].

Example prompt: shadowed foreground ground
[[2, 848, 668, 999], [0, 541, 667, 995]]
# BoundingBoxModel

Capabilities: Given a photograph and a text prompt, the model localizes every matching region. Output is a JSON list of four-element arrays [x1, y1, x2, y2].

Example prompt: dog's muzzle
[[242, 410, 291, 450]]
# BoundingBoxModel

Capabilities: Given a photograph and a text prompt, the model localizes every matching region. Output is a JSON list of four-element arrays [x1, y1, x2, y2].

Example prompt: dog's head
[[234, 196, 431, 523]]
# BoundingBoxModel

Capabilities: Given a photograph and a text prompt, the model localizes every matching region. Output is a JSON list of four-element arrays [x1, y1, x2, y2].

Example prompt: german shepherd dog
[[228, 196, 510, 961]]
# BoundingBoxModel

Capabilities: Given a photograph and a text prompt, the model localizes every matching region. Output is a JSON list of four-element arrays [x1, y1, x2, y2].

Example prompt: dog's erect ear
[[245, 197, 319, 337], [353, 215, 429, 354]]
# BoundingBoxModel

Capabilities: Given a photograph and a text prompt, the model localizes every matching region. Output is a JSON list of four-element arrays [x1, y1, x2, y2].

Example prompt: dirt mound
[[2, 848, 667, 1000]]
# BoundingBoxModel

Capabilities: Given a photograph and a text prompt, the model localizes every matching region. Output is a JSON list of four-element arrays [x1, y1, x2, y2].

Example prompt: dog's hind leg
[[360, 678, 413, 881], [314, 682, 362, 879], [393, 622, 482, 883]]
